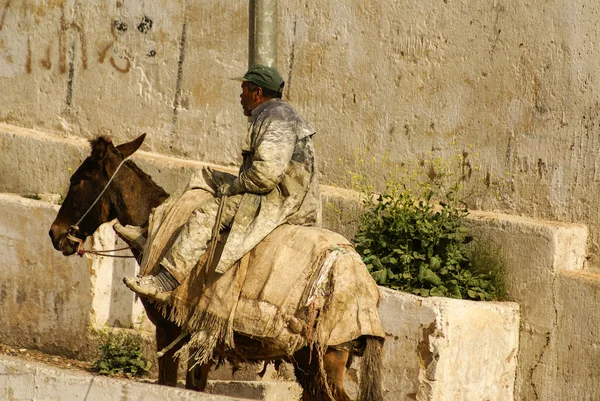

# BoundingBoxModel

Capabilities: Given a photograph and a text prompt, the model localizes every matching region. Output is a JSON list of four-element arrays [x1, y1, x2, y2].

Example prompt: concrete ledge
[[0, 123, 353, 238], [0, 193, 521, 400], [466, 211, 588, 274], [0, 123, 235, 199], [551, 270, 600, 401], [205, 380, 301, 401], [345, 288, 520, 401], [465, 212, 589, 401], [0, 355, 241, 401]]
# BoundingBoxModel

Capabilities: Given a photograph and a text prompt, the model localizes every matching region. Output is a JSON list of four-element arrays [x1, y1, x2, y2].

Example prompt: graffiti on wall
[[0, 0, 156, 76]]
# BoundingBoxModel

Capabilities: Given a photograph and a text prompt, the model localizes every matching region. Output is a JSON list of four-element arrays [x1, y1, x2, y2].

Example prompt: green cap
[[233, 64, 285, 93]]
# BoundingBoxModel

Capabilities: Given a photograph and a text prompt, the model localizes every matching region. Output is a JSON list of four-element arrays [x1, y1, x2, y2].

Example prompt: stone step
[[205, 380, 301, 401], [0, 355, 241, 401]]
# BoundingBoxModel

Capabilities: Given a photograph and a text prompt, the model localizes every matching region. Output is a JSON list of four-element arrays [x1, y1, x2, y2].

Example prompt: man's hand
[[215, 183, 231, 198]]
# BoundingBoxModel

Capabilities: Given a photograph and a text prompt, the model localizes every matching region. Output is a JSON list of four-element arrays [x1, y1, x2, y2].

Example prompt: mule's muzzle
[[49, 226, 82, 256]]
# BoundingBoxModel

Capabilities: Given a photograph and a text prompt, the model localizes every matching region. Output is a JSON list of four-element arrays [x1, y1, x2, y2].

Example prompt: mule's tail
[[358, 336, 385, 401]]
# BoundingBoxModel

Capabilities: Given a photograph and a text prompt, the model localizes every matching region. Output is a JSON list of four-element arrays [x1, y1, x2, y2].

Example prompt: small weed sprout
[[351, 150, 508, 301], [92, 329, 151, 377]]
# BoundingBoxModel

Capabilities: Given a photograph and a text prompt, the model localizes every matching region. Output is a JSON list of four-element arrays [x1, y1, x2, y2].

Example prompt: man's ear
[[254, 86, 263, 101]]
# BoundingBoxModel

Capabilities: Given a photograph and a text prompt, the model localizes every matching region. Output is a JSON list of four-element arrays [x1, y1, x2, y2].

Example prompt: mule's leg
[[185, 358, 213, 391], [291, 347, 313, 401], [155, 324, 181, 386], [323, 348, 352, 401], [292, 346, 352, 401]]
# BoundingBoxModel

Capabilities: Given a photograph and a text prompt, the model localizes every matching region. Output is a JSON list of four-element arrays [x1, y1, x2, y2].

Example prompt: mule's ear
[[116, 133, 146, 158], [91, 137, 110, 161]]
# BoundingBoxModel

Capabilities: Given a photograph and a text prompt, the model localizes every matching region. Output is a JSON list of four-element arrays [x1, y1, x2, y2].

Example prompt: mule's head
[[49, 134, 146, 255]]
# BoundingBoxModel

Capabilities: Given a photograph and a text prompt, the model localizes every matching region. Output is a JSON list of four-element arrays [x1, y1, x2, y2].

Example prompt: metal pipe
[[249, 0, 278, 67]]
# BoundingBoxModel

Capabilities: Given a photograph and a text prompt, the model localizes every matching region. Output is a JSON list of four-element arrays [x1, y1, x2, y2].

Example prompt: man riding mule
[[121, 64, 321, 302], [48, 66, 387, 401]]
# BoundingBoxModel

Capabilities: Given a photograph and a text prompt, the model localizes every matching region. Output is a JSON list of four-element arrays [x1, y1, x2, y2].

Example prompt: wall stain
[[114, 19, 128, 33], [286, 18, 297, 99], [98, 20, 131, 73], [109, 52, 130, 73], [0, 0, 11, 31], [65, 41, 75, 105], [53, 292, 64, 321], [137, 15, 152, 34], [26, 35, 31, 73], [536, 158, 546, 179], [0, 282, 6, 305], [16, 287, 26, 304], [416, 321, 436, 368], [172, 5, 188, 127], [489, 2, 505, 58], [57, 12, 88, 74], [41, 43, 52, 69]]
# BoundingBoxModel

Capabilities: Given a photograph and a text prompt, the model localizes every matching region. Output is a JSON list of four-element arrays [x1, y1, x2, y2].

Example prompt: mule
[[49, 134, 385, 401]]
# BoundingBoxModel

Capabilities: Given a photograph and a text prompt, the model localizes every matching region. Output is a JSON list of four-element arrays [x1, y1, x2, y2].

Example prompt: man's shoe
[[123, 275, 172, 302], [114, 224, 147, 251]]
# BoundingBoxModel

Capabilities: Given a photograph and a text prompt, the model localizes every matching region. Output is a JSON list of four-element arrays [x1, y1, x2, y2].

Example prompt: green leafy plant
[[352, 152, 506, 301], [467, 238, 508, 300], [92, 329, 151, 377]]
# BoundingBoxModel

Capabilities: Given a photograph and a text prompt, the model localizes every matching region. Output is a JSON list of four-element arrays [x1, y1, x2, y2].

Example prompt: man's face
[[240, 81, 260, 117]]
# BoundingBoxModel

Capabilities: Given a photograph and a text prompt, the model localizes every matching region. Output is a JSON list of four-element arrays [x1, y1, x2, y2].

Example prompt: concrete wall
[[2, 0, 600, 267], [3, 1, 600, 399], [1, 121, 598, 400], [0, 193, 148, 359], [352, 288, 519, 401], [466, 212, 594, 401], [0, 194, 93, 357]]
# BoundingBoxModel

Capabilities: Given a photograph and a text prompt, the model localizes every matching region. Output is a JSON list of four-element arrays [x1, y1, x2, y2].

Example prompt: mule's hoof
[[123, 276, 172, 302]]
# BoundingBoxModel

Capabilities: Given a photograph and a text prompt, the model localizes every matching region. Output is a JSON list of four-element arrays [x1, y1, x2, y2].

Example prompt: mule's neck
[[109, 161, 169, 227]]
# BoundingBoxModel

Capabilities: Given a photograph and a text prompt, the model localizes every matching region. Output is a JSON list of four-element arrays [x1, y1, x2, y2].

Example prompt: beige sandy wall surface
[[2, 1, 600, 265]]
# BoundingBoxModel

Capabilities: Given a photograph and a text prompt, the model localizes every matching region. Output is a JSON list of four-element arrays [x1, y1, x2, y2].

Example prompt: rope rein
[[67, 157, 135, 258], [83, 246, 135, 258]]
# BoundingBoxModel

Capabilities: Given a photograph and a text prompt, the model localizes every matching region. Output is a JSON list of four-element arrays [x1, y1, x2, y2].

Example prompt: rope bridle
[[66, 157, 135, 258]]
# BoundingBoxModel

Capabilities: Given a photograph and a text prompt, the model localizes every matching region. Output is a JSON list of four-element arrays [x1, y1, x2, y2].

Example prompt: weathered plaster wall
[[0, 195, 93, 357], [0, 0, 248, 166], [466, 212, 591, 401], [277, 0, 600, 265], [1, 0, 600, 266], [2, 1, 600, 399]]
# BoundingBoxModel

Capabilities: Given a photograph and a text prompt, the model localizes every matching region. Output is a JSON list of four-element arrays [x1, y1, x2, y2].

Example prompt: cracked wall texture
[[1, 1, 600, 398], [2, 0, 600, 267], [467, 212, 589, 401]]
